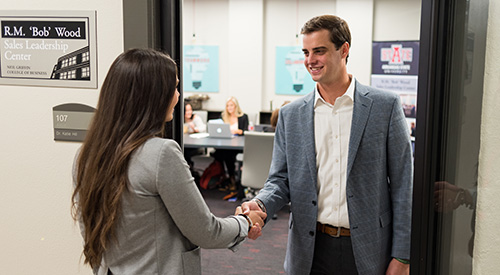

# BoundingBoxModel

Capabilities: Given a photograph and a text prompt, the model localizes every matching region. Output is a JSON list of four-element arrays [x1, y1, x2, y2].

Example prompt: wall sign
[[183, 45, 219, 92], [371, 40, 419, 143], [0, 10, 97, 88], [275, 46, 314, 95], [371, 41, 419, 119], [53, 103, 95, 142]]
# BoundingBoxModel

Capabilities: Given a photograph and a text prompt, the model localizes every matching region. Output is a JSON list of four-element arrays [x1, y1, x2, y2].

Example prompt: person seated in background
[[184, 102, 206, 134], [183, 102, 207, 178], [71, 48, 266, 275], [212, 96, 248, 192], [222, 96, 248, 135], [267, 101, 290, 132]]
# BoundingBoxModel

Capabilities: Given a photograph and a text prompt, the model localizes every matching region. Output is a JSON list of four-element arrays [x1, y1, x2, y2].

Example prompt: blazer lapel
[[299, 92, 318, 185], [347, 81, 373, 179]]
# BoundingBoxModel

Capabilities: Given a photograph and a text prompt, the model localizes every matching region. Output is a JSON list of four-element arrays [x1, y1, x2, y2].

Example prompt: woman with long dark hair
[[71, 49, 265, 275]]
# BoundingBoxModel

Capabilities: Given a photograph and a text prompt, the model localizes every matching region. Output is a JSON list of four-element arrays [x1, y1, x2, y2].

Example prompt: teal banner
[[183, 45, 219, 92], [275, 46, 314, 95]]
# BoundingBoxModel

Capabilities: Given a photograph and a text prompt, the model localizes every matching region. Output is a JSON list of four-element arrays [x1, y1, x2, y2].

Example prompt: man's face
[[302, 29, 348, 86]]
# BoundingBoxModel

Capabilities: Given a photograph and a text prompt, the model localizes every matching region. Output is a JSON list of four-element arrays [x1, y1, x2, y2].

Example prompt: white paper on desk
[[189, 133, 210, 138]]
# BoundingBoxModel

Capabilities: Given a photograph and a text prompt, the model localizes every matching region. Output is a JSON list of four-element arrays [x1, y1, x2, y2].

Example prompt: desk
[[183, 134, 244, 150]]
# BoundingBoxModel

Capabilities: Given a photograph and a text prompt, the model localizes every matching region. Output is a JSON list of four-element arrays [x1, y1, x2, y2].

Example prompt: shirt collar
[[314, 75, 356, 107]]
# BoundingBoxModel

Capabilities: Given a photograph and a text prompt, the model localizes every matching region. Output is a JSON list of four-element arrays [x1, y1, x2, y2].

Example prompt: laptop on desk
[[208, 123, 234, 138]]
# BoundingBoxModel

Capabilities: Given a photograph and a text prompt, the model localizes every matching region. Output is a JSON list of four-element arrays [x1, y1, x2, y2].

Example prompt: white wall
[[0, 1, 123, 274], [182, 0, 230, 110], [373, 0, 422, 41], [228, 0, 264, 123], [474, 0, 500, 273]]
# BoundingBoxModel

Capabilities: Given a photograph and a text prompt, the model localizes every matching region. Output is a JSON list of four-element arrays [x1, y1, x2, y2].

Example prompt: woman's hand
[[188, 122, 198, 133], [231, 129, 242, 135], [235, 206, 267, 240]]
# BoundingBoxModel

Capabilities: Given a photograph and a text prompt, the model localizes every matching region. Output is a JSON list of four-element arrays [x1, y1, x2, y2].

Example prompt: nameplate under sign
[[53, 103, 95, 142]]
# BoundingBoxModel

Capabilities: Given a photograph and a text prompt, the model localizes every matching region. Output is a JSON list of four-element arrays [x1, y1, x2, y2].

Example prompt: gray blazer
[[255, 80, 413, 275], [74, 138, 248, 275]]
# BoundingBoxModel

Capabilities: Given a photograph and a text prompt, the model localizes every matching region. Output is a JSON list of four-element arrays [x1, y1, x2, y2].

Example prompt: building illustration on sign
[[50, 46, 90, 80]]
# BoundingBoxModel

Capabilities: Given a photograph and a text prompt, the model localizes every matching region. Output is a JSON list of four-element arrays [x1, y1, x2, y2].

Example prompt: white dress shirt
[[314, 77, 355, 228]]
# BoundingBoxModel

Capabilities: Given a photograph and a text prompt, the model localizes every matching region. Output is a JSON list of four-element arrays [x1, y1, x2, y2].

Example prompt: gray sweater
[[74, 138, 247, 275]]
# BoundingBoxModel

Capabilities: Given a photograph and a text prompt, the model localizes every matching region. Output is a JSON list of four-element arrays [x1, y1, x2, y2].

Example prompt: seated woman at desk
[[184, 102, 207, 176], [212, 96, 248, 192], [184, 102, 206, 134], [222, 96, 249, 135]]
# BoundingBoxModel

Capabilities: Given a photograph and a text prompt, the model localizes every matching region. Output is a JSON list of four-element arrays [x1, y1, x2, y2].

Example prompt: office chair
[[191, 110, 213, 176], [192, 110, 208, 126], [241, 131, 275, 195]]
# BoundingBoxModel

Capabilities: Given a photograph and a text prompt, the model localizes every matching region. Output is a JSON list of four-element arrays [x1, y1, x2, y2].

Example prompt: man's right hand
[[241, 200, 262, 215], [246, 208, 267, 226], [241, 200, 267, 240]]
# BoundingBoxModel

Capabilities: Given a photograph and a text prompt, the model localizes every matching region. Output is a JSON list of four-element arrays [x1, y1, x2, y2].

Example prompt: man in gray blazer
[[242, 15, 412, 275]]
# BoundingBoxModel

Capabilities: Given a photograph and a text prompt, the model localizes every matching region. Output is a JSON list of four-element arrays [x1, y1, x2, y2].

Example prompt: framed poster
[[275, 46, 314, 95], [371, 41, 419, 120], [0, 10, 97, 88], [183, 45, 219, 92]]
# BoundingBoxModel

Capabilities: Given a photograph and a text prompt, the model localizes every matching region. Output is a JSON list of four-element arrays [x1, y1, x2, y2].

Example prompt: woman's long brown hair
[[71, 49, 177, 269]]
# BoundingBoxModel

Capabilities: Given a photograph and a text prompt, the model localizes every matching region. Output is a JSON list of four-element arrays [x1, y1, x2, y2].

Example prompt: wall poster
[[371, 41, 419, 139], [275, 46, 314, 95], [0, 10, 97, 88], [183, 45, 219, 92]]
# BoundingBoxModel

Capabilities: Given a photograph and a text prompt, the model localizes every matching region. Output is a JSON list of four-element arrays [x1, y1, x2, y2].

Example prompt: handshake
[[234, 200, 267, 240]]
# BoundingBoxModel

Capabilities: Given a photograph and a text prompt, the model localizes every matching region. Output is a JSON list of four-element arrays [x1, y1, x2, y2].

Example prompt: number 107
[[56, 114, 68, 122]]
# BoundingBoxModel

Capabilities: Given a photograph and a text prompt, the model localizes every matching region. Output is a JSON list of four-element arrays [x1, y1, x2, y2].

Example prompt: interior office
[[0, 0, 498, 274], [180, 0, 422, 126]]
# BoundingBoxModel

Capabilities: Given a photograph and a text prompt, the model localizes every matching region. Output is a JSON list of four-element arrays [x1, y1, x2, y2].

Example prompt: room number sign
[[52, 103, 94, 142]]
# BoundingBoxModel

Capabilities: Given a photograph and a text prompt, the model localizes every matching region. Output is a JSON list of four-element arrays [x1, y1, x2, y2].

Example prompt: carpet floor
[[199, 187, 290, 274]]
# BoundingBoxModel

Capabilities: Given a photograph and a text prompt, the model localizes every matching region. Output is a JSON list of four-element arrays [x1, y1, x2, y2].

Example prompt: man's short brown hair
[[301, 15, 351, 63]]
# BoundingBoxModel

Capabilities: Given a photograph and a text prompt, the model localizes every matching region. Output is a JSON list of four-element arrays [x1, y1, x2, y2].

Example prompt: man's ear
[[341, 42, 350, 59]]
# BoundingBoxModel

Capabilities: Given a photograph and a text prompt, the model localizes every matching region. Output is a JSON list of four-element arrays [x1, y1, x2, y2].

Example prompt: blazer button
[[312, 200, 317, 206], [309, 231, 315, 236]]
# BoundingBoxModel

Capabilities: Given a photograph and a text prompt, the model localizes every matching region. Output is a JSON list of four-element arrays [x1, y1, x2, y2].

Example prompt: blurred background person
[[71, 48, 265, 275], [221, 96, 248, 135], [184, 102, 207, 181], [212, 97, 248, 194], [184, 102, 206, 134], [267, 101, 290, 132]]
